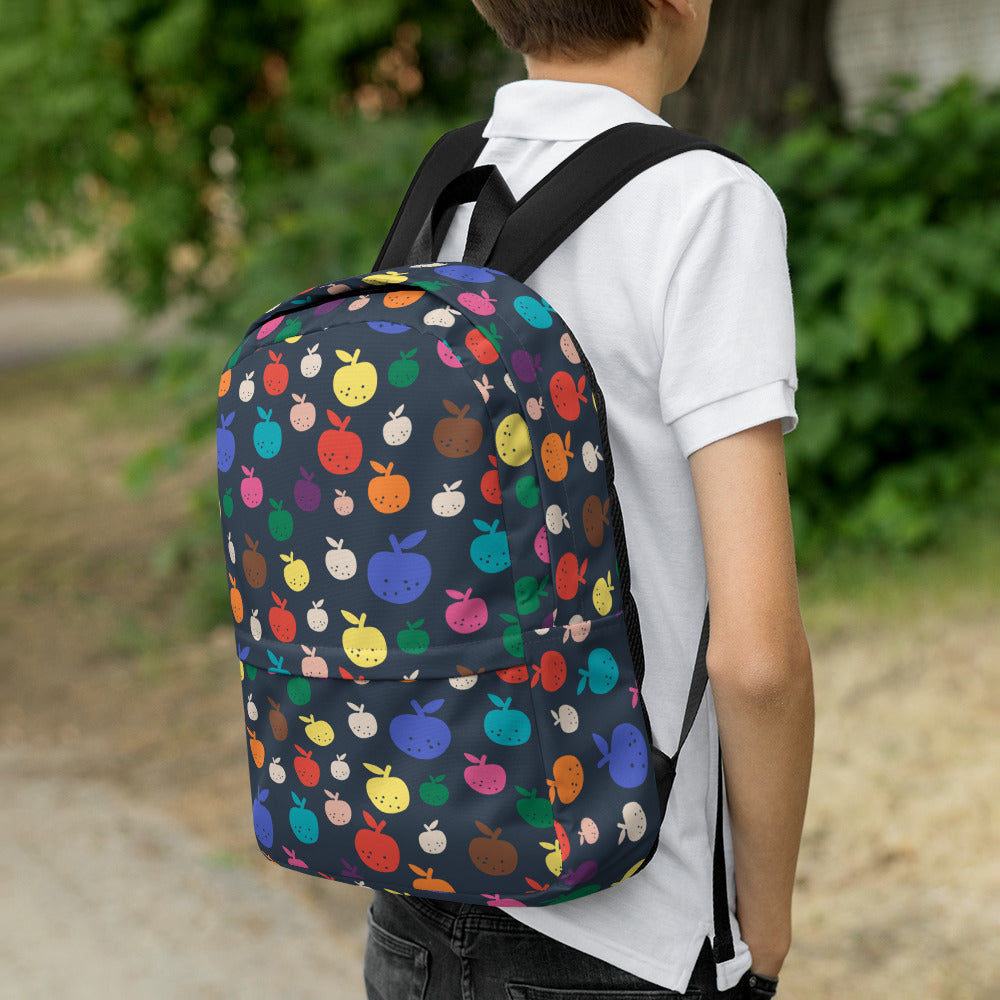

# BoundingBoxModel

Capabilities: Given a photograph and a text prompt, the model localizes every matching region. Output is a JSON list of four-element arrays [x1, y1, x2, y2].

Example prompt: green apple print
[[388, 348, 419, 388], [515, 475, 540, 508], [419, 774, 449, 806], [515, 786, 553, 828], [500, 614, 523, 659], [268, 498, 294, 541], [397, 619, 430, 655], [515, 574, 549, 616]]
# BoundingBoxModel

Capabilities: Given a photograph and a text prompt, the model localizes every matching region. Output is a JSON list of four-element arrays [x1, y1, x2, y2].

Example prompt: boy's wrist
[[745, 971, 780, 998]]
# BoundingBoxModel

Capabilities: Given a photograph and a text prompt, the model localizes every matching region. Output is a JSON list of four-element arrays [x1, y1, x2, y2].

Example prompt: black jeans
[[364, 893, 754, 999]]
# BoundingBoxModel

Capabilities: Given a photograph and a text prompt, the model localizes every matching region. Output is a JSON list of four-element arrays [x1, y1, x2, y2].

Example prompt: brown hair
[[472, 0, 652, 59]]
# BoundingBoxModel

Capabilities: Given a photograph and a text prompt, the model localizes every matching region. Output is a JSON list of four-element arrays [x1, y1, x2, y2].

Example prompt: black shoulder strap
[[375, 119, 745, 279], [374, 119, 488, 270]]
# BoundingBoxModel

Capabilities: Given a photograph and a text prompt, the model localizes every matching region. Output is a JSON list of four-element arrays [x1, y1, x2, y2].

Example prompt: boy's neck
[[524, 49, 669, 115]]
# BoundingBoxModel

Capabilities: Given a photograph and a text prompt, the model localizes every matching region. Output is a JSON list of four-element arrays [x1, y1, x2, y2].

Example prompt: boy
[[364, 2, 814, 997]]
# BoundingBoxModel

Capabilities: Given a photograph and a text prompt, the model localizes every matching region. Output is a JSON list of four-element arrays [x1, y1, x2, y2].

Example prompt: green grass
[[798, 513, 999, 641]]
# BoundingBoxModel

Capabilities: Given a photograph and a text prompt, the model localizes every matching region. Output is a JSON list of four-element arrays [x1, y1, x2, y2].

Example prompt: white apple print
[[419, 820, 447, 854]]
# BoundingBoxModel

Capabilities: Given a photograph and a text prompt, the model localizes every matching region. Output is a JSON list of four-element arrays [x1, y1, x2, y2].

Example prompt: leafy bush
[[746, 79, 1000, 562]]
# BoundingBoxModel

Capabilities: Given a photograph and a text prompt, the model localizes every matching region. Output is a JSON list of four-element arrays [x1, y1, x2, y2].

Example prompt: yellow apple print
[[364, 762, 410, 813], [495, 413, 532, 467], [281, 552, 310, 591], [341, 610, 388, 667], [333, 349, 377, 407], [593, 572, 615, 616]]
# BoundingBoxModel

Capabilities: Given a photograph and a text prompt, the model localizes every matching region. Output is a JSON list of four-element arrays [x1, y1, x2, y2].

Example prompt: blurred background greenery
[[2, 0, 998, 618]]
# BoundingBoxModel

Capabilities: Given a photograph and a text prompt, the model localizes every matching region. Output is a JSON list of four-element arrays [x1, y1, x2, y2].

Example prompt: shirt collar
[[484, 80, 669, 141]]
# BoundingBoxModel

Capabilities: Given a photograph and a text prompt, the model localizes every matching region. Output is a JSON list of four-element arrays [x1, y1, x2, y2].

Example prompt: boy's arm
[[688, 419, 814, 978]]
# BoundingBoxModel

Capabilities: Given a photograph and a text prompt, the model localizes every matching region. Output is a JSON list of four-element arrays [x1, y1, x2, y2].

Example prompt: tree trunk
[[661, 0, 842, 140]]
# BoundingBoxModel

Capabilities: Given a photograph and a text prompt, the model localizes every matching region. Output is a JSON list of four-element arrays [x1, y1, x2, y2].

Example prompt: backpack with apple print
[[217, 122, 741, 905]]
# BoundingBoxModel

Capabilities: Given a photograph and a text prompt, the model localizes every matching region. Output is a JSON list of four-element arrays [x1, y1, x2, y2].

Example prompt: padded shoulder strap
[[487, 123, 746, 281], [374, 119, 488, 270]]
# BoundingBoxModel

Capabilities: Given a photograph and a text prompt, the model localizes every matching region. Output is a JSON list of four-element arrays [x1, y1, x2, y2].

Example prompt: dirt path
[[1, 747, 369, 1000], [2, 269, 997, 998]]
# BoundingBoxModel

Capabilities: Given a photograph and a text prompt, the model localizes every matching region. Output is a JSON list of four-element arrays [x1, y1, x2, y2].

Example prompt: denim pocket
[[507, 984, 694, 999], [364, 912, 430, 1000]]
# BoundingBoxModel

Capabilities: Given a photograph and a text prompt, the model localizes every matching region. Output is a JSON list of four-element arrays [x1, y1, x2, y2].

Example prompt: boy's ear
[[654, 0, 698, 20]]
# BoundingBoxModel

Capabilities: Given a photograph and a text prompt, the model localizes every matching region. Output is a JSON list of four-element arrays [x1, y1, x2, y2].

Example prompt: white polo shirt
[[439, 80, 798, 993]]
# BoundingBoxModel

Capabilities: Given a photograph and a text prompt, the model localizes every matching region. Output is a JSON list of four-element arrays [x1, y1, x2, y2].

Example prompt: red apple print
[[355, 810, 400, 873], [497, 664, 529, 684], [549, 371, 588, 421], [263, 350, 289, 395], [269, 591, 297, 642], [531, 651, 567, 692], [294, 744, 320, 786], [318, 411, 363, 474], [554, 553, 588, 601], [465, 323, 501, 363], [481, 455, 502, 505]]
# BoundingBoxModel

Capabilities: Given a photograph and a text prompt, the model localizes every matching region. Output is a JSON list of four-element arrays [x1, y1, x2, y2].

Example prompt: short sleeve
[[657, 164, 798, 458]]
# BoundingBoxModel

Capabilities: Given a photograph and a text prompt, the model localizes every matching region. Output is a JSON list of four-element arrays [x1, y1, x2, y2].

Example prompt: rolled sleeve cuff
[[671, 380, 798, 459]]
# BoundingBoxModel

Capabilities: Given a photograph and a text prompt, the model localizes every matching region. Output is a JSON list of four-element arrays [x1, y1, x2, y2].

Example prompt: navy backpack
[[217, 121, 738, 908]]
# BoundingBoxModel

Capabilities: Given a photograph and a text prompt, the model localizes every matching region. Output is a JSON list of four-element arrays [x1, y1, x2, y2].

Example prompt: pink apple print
[[445, 588, 488, 633], [463, 753, 507, 794], [533, 525, 550, 563], [282, 846, 309, 869], [437, 340, 463, 368], [257, 314, 284, 340], [482, 893, 526, 907], [241, 466, 263, 508], [457, 290, 497, 316], [511, 350, 542, 383]]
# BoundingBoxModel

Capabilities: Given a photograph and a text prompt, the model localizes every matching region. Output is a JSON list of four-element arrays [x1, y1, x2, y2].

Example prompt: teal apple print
[[470, 520, 511, 574], [484, 694, 531, 746], [253, 406, 282, 458], [577, 647, 619, 695]]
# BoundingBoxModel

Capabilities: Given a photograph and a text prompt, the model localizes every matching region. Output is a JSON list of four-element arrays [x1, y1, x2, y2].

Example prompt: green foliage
[[746, 79, 1000, 562], [0, 0, 510, 304]]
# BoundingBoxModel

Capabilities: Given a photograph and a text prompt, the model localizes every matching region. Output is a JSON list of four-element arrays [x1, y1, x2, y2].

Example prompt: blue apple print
[[593, 723, 648, 789], [577, 647, 619, 695], [252, 787, 273, 847], [434, 264, 500, 283], [513, 295, 555, 328], [217, 411, 236, 471], [253, 406, 282, 458], [390, 699, 452, 759], [469, 519, 511, 574], [367, 320, 411, 334], [484, 694, 531, 746], [368, 531, 432, 604]]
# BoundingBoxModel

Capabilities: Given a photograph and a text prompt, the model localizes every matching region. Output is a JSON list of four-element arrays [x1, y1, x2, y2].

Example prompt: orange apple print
[[368, 461, 410, 513]]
